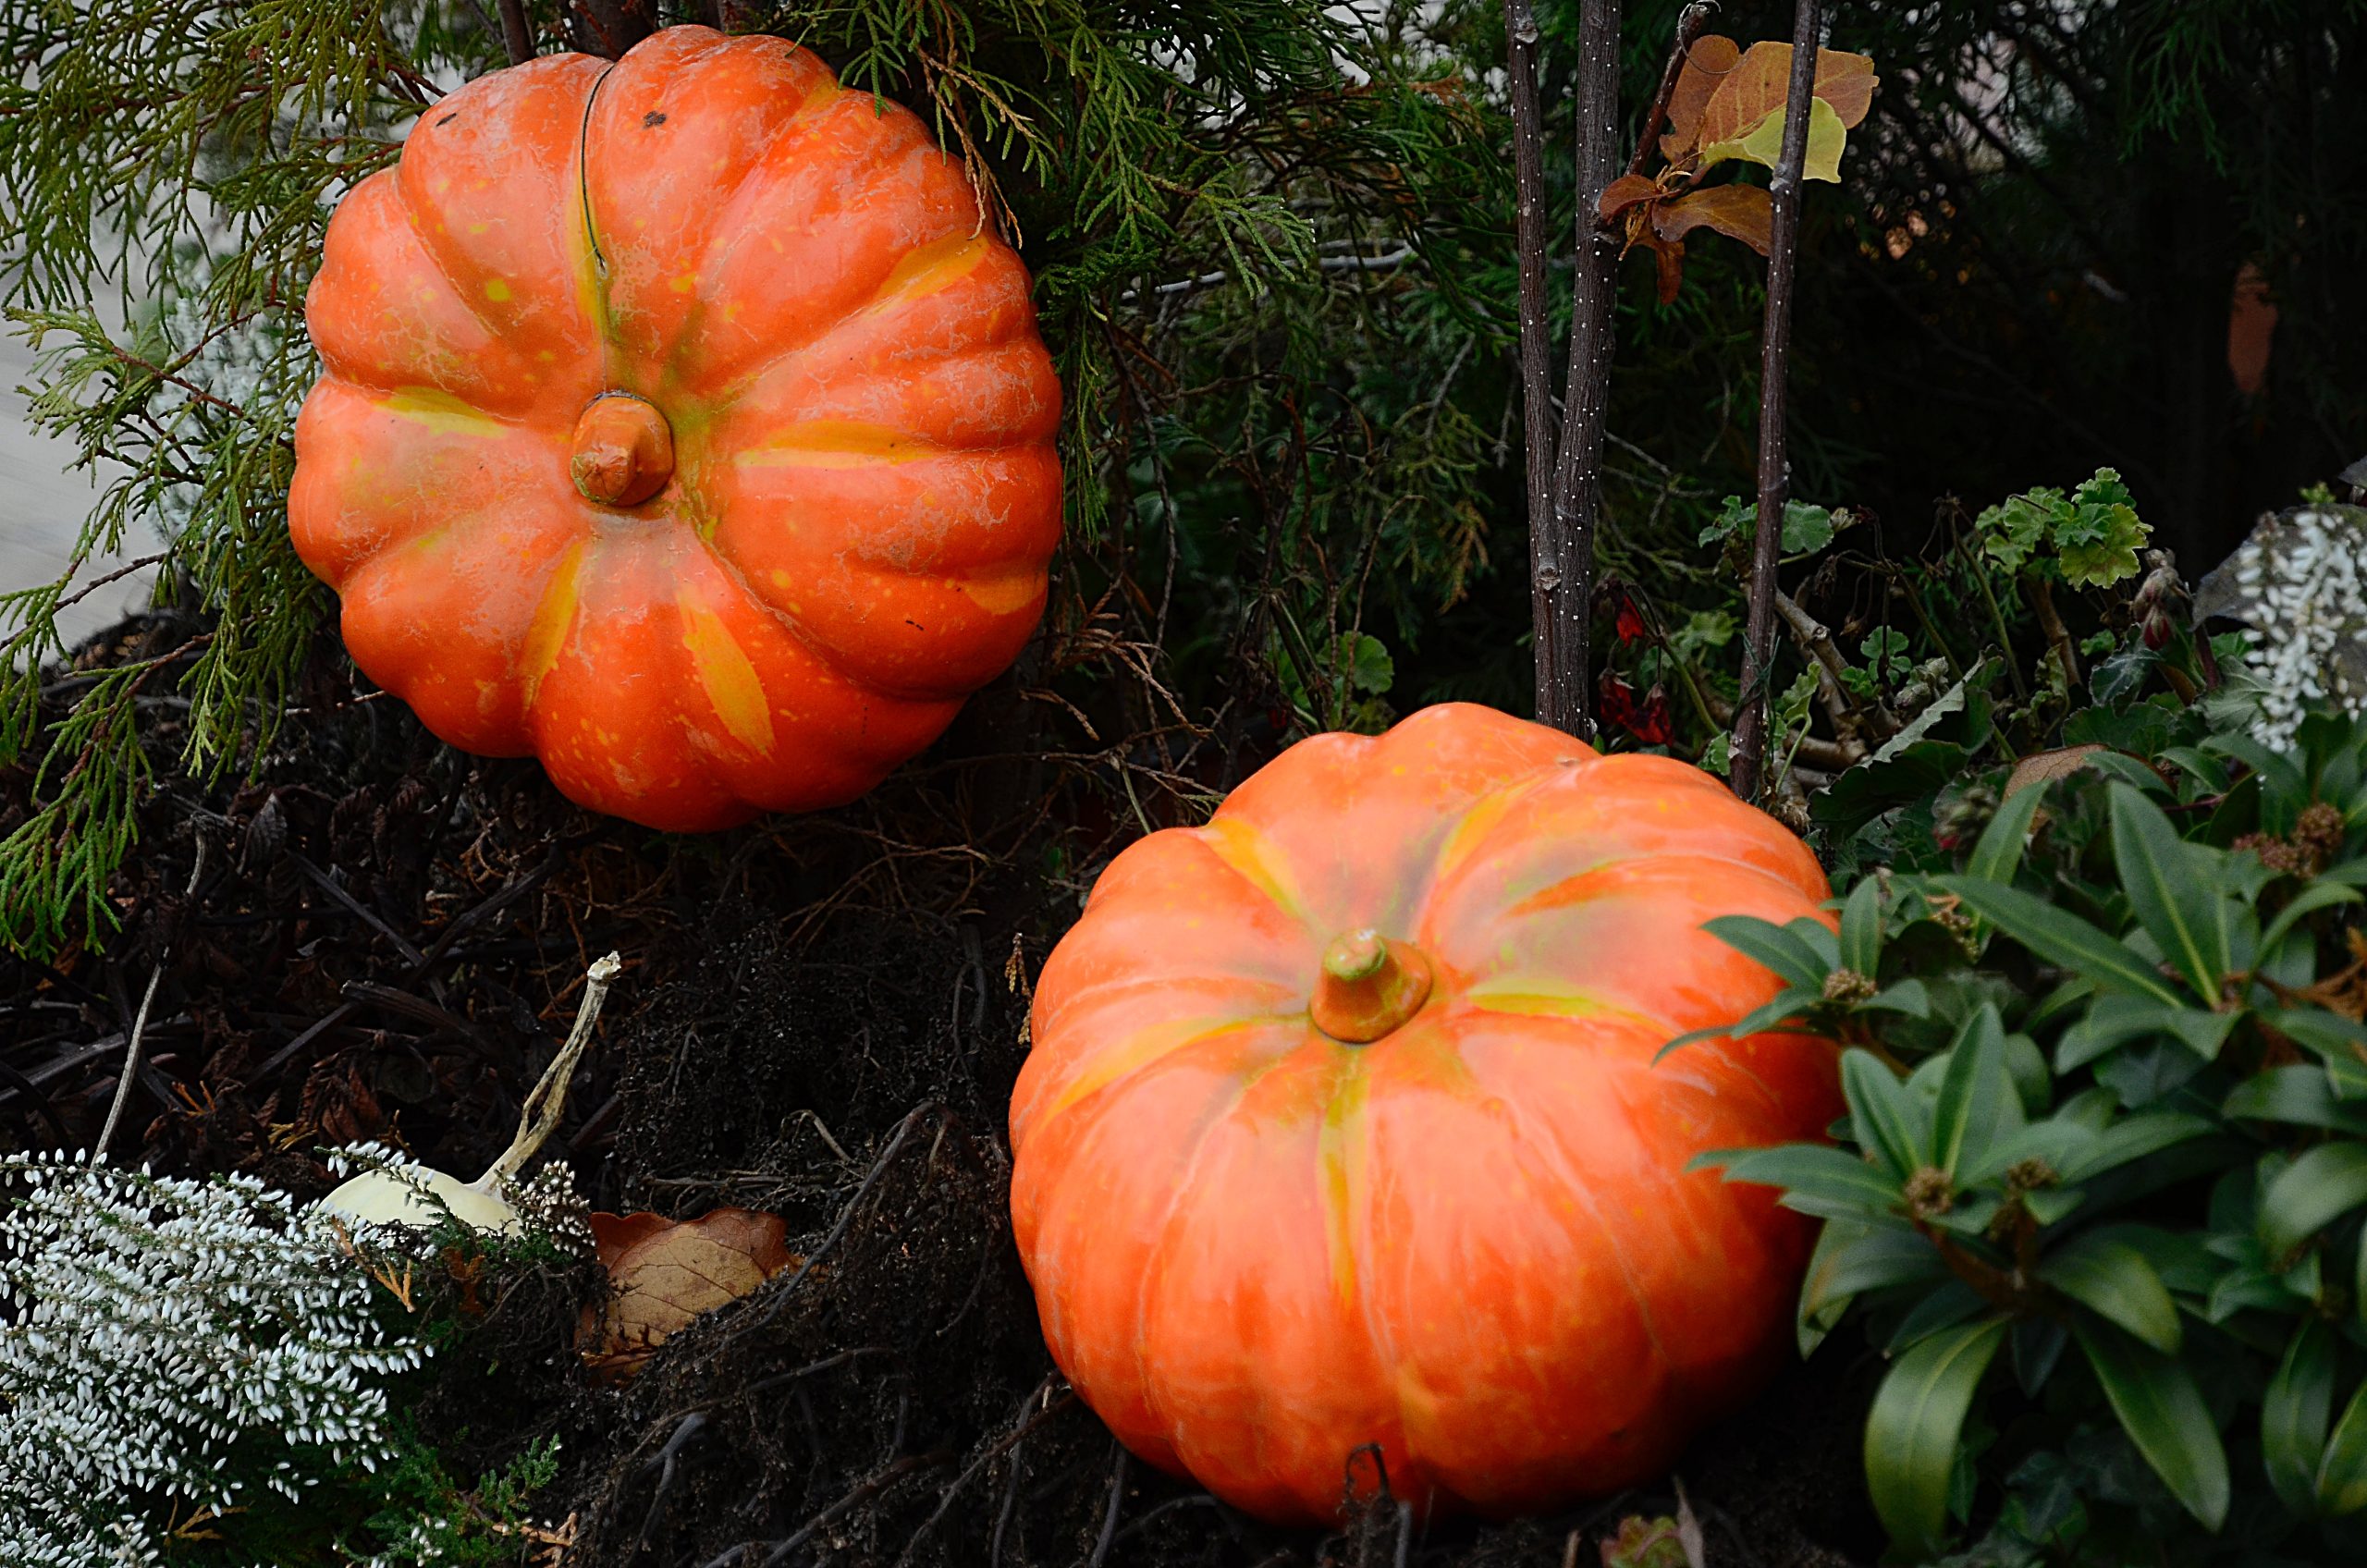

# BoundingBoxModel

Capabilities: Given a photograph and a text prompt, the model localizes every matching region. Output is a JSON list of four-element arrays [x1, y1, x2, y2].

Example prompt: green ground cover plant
[[1688, 649, 2367, 1560]]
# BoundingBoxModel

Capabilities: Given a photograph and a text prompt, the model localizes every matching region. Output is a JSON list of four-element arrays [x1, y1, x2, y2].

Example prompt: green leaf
[[2261, 881, 2362, 960], [2058, 995, 2236, 1070], [1844, 1048, 1930, 1179], [1839, 877, 1883, 978], [1863, 1317, 2009, 1554], [2074, 1322, 2230, 1529], [2223, 1067, 2367, 1135], [1701, 914, 1831, 989], [1801, 1222, 1946, 1324], [2054, 1110, 2214, 1185], [2260, 1143, 2367, 1259], [2265, 1008, 2367, 1074], [1710, 1143, 1905, 1223], [2263, 1320, 2336, 1517], [2039, 1234, 2181, 1353], [2111, 785, 2229, 996], [2321, 1378, 2367, 1516], [1967, 778, 2053, 885], [1932, 1004, 2014, 1179], [1656, 986, 1821, 1061], [1934, 876, 2187, 1007]]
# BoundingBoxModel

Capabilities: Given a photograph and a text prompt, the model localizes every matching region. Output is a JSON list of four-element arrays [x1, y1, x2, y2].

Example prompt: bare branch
[[1730, 0, 1824, 802], [1540, 0, 1623, 739], [494, 0, 533, 64], [1502, 0, 1560, 724]]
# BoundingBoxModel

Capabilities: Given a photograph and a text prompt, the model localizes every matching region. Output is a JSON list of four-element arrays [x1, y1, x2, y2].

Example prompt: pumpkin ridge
[[1033, 1015, 1286, 1136], [710, 264, 1030, 417], [1481, 1069, 1686, 1427], [1123, 1045, 1306, 1456], [1500, 851, 1819, 918], [387, 64, 607, 363], [632, 62, 851, 385]]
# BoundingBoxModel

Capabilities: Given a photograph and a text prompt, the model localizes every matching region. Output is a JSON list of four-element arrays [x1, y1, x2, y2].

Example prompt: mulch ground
[[1, 611, 1883, 1567]]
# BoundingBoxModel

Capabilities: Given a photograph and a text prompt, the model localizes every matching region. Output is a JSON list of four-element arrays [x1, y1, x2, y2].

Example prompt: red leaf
[[1597, 671, 1638, 730], [1613, 594, 1647, 645], [1632, 684, 1674, 747], [1599, 173, 1664, 224]]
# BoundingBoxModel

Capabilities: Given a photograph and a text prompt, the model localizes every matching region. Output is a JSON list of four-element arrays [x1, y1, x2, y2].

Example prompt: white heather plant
[[0, 1151, 428, 1567], [2194, 502, 2367, 749]]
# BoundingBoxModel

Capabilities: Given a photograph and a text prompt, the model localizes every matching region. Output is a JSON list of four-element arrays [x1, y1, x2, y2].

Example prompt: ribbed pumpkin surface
[[291, 26, 1062, 829]]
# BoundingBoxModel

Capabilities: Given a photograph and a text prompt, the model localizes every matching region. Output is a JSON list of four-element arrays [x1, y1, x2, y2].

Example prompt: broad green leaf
[[2039, 1235, 2180, 1353], [1864, 1317, 2008, 1553], [2111, 785, 2229, 995], [2260, 1143, 2367, 1259], [1967, 779, 2053, 885], [1702, 914, 1830, 988], [2054, 1110, 2214, 1185], [2203, 731, 2306, 806], [1709, 1143, 1905, 1222], [1839, 877, 1883, 977], [1865, 978, 1932, 1018], [1932, 1004, 2013, 1178], [2321, 1378, 2367, 1516], [1934, 876, 2187, 1007], [2264, 1008, 2367, 1072], [2209, 1266, 2303, 1323], [2223, 1067, 2367, 1135], [2264, 1320, 2336, 1516], [2075, 1323, 2231, 1529], [1844, 1048, 1930, 1178], [1801, 1222, 1946, 1323], [2261, 881, 2361, 962], [2058, 994, 2236, 1070], [1656, 986, 1821, 1061]]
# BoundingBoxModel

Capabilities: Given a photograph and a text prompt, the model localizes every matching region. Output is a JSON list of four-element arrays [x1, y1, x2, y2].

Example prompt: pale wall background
[[0, 325, 153, 649]]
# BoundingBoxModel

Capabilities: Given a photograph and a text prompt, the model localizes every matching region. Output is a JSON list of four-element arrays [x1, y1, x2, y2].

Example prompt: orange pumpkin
[[1010, 704, 1841, 1525], [290, 26, 1062, 830]]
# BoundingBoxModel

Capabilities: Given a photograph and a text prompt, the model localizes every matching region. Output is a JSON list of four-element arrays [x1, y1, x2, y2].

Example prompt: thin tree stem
[[1628, 3, 1718, 179], [496, 0, 533, 65], [1503, 0, 1560, 724], [1729, 0, 1824, 802], [1542, 0, 1623, 740]]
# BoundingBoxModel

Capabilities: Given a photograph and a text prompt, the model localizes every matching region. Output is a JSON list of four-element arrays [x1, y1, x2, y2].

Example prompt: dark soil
[[1, 613, 1884, 1567]]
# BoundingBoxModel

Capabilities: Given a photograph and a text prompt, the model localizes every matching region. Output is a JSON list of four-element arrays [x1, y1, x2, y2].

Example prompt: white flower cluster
[[2200, 506, 2367, 751], [0, 1152, 428, 1567]]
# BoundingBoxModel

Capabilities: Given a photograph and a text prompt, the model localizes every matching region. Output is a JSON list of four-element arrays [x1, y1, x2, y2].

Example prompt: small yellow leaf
[[1700, 96, 1849, 183]]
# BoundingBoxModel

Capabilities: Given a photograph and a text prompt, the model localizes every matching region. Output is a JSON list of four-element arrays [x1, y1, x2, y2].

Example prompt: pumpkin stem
[[1310, 929, 1433, 1044], [570, 392, 675, 507]]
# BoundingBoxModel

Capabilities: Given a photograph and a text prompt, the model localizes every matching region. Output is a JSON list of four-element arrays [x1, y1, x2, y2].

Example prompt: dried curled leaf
[[578, 1207, 797, 1381], [1654, 184, 1774, 254], [1670, 38, 1877, 181], [1661, 35, 1741, 162]]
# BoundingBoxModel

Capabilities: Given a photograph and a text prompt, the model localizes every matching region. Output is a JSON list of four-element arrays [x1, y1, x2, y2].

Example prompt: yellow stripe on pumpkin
[[675, 584, 775, 754], [735, 421, 937, 468], [949, 565, 1045, 617], [1317, 1051, 1370, 1308], [868, 232, 989, 313], [519, 540, 587, 707], [379, 386, 508, 438]]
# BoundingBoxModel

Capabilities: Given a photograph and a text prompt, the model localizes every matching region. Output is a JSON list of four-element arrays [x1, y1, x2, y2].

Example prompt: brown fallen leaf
[[2004, 743, 2108, 800], [579, 1207, 797, 1382]]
